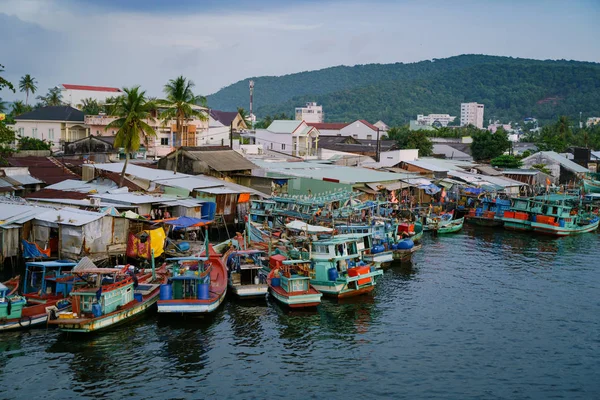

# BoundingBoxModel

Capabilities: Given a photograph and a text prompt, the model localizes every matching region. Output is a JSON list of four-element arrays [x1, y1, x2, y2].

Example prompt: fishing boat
[[583, 175, 600, 194], [225, 249, 269, 298], [529, 195, 600, 236], [502, 197, 534, 231], [423, 211, 454, 231], [267, 260, 322, 308], [1, 282, 71, 331], [157, 246, 227, 314], [436, 217, 464, 234], [22, 260, 78, 305], [49, 265, 167, 333], [2, 276, 20, 296], [305, 234, 383, 298], [466, 197, 511, 227]]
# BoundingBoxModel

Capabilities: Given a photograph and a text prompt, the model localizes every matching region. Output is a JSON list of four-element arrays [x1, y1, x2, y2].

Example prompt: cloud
[[0, 0, 599, 105]]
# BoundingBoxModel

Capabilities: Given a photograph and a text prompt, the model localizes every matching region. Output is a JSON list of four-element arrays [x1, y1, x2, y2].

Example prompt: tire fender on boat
[[18, 315, 32, 327]]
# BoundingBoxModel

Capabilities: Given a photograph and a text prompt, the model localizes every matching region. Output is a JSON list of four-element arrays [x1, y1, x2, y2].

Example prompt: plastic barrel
[[177, 242, 190, 252], [397, 239, 414, 250], [203, 202, 216, 220], [92, 303, 102, 318], [559, 219, 565, 227], [134, 293, 143, 302], [159, 284, 172, 300], [197, 283, 210, 300], [328, 267, 339, 281], [271, 277, 281, 287]]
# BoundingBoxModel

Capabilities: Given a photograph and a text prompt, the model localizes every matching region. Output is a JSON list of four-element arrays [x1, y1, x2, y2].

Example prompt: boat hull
[[229, 283, 268, 298], [311, 269, 383, 298], [531, 220, 600, 236], [466, 215, 504, 227], [583, 179, 600, 194], [269, 286, 322, 308], [51, 288, 160, 333], [0, 299, 71, 332], [502, 218, 532, 231], [157, 294, 226, 314]]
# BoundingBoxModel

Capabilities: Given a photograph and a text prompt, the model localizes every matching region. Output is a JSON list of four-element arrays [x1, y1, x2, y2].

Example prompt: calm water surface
[[1, 227, 599, 399]]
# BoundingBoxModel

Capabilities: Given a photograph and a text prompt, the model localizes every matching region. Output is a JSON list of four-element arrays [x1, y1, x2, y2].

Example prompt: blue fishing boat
[[22, 260, 78, 305], [49, 265, 167, 333], [267, 260, 322, 308], [466, 197, 511, 227]]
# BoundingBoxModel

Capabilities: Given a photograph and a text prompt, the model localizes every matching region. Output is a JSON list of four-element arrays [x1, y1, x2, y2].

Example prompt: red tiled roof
[[24, 188, 89, 200], [358, 120, 379, 131], [99, 171, 146, 192], [62, 84, 121, 92], [7, 156, 80, 185], [306, 122, 350, 130]]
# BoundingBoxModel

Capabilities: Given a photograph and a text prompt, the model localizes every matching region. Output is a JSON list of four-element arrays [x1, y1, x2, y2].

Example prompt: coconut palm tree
[[78, 97, 100, 115], [10, 100, 31, 117], [37, 87, 62, 106], [159, 76, 207, 173], [19, 74, 37, 105], [105, 86, 157, 187]]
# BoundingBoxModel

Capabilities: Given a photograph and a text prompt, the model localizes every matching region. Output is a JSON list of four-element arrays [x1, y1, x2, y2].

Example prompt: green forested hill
[[206, 55, 600, 126]]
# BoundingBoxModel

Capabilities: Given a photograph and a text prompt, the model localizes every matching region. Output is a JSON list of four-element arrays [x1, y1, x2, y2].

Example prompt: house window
[[367, 135, 372, 140], [32, 128, 38, 138], [352, 134, 358, 138], [281, 144, 285, 150], [18, 127, 24, 136], [49, 128, 54, 139], [96, 130, 100, 135], [270, 143, 273, 149], [160, 137, 169, 146]]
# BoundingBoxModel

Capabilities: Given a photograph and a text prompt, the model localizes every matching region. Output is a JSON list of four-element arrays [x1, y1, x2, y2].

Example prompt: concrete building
[[60, 84, 122, 107], [306, 120, 380, 140], [460, 102, 485, 128], [255, 120, 320, 157], [374, 120, 390, 133], [587, 117, 600, 127], [416, 114, 456, 127], [205, 110, 247, 147], [14, 106, 89, 152], [295, 102, 323, 123]]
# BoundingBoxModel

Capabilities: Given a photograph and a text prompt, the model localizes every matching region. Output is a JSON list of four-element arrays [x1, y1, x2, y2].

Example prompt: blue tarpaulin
[[22, 239, 49, 258], [163, 216, 212, 229], [418, 184, 442, 195], [463, 187, 484, 195]]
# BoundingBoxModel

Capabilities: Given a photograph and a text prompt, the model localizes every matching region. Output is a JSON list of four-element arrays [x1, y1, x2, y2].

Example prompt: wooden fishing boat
[[267, 260, 322, 308], [305, 234, 383, 298], [423, 212, 454, 231], [157, 245, 227, 314], [502, 197, 535, 231], [436, 217, 464, 234], [583, 178, 600, 194], [2, 276, 20, 296], [466, 197, 510, 228], [225, 249, 269, 298], [22, 260, 78, 305], [528, 194, 600, 236], [49, 265, 167, 333], [1, 281, 71, 332]]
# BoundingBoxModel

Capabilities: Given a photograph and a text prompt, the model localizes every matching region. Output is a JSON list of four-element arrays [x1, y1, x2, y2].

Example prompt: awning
[[285, 220, 333, 234], [367, 181, 406, 192], [163, 216, 212, 228], [417, 183, 441, 195]]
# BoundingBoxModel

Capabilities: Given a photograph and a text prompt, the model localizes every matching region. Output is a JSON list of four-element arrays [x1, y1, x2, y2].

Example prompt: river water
[[1, 226, 599, 399]]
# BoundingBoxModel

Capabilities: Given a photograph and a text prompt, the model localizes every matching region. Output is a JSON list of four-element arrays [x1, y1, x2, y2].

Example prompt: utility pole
[[376, 128, 381, 162], [230, 121, 233, 149]]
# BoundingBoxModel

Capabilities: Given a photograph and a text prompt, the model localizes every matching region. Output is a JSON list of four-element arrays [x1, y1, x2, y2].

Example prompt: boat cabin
[[227, 250, 265, 287], [23, 260, 78, 302], [277, 260, 313, 292], [249, 200, 277, 225], [167, 256, 213, 300], [70, 268, 135, 318]]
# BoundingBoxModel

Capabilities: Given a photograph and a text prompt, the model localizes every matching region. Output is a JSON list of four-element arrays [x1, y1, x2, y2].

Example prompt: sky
[[1, 0, 599, 103]]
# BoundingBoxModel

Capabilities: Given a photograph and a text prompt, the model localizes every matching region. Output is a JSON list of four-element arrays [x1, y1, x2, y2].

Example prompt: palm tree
[[10, 100, 31, 117], [78, 97, 100, 115], [37, 87, 62, 106], [105, 86, 157, 187], [0, 64, 15, 93], [159, 76, 207, 173], [19, 74, 37, 105]]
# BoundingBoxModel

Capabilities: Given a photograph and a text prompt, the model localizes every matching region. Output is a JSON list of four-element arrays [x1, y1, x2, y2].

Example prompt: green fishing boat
[[436, 217, 464, 234]]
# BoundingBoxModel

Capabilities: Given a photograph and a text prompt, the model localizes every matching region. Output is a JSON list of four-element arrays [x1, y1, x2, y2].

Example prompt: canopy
[[418, 183, 441, 195], [285, 220, 333, 234], [163, 216, 212, 228]]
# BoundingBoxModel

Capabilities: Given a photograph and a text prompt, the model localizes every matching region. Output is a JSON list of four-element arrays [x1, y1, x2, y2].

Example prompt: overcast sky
[[1, 0, 599, 102]]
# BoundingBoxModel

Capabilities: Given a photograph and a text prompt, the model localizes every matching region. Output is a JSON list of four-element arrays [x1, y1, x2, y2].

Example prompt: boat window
[[311, 244, 329, 254]]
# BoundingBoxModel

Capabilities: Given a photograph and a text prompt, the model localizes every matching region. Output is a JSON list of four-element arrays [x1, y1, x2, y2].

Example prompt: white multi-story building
[[416, 114, 456, 127], [295, 102, 323, 123], [60, 84, 122, 107], [460, 102, 485, 129], [307, 120, 380, 140], [255, 120, 320, 157]]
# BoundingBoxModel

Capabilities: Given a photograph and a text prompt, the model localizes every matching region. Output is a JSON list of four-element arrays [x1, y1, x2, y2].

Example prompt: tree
[[470, 127, 510, 161], [0, 64, 15, 93], [0, 98, 7, 114], [395, 129, 433, 157], [535, 116, 572, 153], [19, 74, 38, 105], [79, 98, 100, 115], [159, 76, 207, 173], [105, 86, 157, 187], [237, 107, 251, 128], [532, 163, 552, 175], [490, 154, 523, 168], [18, 136, 52, 151], [254, 115, 273, 129], [10, 100, 31, 117], [386, 125, 410, 141], [37, 87, 63, 106]]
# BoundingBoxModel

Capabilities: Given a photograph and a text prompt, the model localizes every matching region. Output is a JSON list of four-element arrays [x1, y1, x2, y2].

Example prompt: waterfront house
[[521, 151, 590, 184], [13, 106, 89, 152], [255, 120, 320, 157]]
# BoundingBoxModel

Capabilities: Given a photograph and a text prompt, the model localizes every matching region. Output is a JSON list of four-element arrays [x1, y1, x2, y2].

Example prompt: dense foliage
[[394, 129, 433, 157], [18, 136, 52, 150], [490, 154, 523, 168], [206, 55, 600, 128], [471, 127, 511, 161]]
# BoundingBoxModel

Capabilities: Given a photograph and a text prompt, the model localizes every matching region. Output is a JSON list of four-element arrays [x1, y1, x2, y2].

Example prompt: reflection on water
[[1, 229, 599, 399]]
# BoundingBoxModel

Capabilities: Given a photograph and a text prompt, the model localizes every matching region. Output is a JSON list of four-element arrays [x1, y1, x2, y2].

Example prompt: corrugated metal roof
[[4, 174, 43, 185], [91, 193, 180, 205], [523, 151, 589, 173], [197, 187, 243, 195], [35, 208, 104, 226], [177, 150, 257, 172], [266, 120, 303, 133], [153, 176, 223, 191]]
